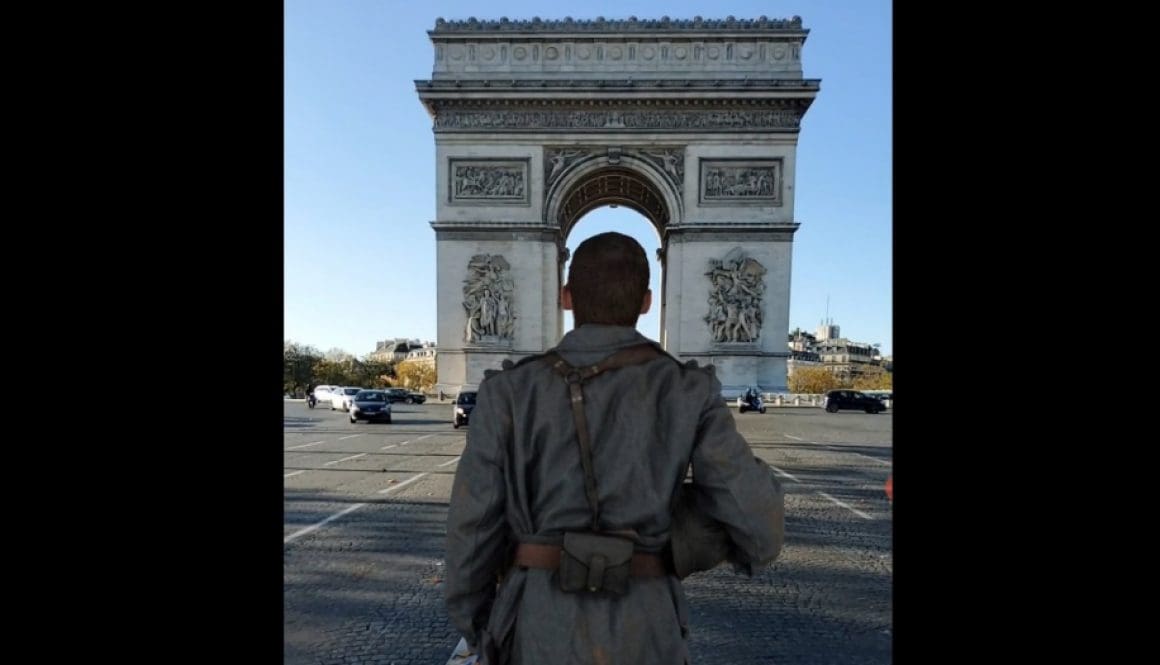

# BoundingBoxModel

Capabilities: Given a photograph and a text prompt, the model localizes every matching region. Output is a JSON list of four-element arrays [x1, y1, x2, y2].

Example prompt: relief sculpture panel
[[704, 247, 767, 344], [699, 158, 782, 205], [449, 159, 529, 204], [463, 255, 516, 344]]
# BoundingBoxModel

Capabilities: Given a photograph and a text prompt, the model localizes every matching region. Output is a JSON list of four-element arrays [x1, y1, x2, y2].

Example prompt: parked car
[[452, 390, 477, 429], [330, 386, 364, 412], [384, 388, 427, 404], [313, 385, 337, 403], [822, 389, 886, 414], [349, 390, 392, 424]]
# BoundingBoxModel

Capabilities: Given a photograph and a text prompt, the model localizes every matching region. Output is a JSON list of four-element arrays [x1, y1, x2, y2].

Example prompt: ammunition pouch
[[558, 532, 635, 595]]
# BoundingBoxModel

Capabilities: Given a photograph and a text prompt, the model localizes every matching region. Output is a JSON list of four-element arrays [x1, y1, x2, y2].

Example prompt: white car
[[330, 386, 364, 411], [312, 385, 337, 403]]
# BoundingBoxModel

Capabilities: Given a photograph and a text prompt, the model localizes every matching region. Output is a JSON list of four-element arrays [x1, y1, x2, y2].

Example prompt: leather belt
[[514, 543, 670, 577]]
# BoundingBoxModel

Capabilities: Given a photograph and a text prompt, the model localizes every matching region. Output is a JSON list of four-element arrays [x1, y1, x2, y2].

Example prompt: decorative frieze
[[705, 247, 767, 344], [699, 158, 782, 205], [463, 255, 516, 344], [449, 159, 529, 204], [436, 107, 801, 132]]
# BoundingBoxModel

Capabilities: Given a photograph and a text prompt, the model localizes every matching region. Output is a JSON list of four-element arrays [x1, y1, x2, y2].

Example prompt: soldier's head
[[563, 232, 652, 327]]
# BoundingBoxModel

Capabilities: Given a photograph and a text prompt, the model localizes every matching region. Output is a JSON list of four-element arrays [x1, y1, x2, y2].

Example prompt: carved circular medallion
[[773, 46, 786, 60], [513, 46, 527, 60], [674, 46, 687, 60], [739, 46, 754, 60], [545, 46, 559, 60], [608, 46, 623, 60], [576, 45, 591, 59], [707, 45, 720, 59], [641, 46, 655, 60], [481, 46, 496, 61], [449, 45, 465, 61]]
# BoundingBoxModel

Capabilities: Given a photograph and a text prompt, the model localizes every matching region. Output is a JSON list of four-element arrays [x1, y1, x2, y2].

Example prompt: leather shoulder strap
[[543, 344, 662, 530]]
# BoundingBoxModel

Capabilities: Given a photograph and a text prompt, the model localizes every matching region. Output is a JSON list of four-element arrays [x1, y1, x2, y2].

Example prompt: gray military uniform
[[445, 324, 783, 665]]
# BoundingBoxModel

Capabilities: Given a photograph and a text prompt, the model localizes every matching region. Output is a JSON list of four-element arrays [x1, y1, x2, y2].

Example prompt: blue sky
[[285, 0, 891, 356]]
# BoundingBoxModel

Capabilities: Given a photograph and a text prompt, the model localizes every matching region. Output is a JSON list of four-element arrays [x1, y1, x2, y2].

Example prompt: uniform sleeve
[[688, 374, 784, 574], [444, 377, 513, 649]]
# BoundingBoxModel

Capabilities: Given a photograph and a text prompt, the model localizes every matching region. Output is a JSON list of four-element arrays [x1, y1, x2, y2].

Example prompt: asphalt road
[[284, 399, 892, 665]]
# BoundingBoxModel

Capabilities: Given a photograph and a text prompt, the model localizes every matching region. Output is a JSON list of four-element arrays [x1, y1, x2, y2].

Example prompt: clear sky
[[285, 0, 891, 356]]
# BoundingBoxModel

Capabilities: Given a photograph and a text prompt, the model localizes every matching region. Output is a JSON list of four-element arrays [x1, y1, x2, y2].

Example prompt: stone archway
[[547, 150, 679, 346], [416, 15, 819, 395]]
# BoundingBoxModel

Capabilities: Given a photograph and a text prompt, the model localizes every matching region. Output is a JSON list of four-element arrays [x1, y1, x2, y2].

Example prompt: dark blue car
[[452, 391, 477, 429], [349, 390, 393, 424]]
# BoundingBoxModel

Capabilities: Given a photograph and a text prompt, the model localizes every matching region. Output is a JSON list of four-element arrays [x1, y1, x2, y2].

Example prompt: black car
[[384, 388, 427, 404], [822, 389, 886, 414], [349, 390, 393, 424], [452, 391, 477, 429]]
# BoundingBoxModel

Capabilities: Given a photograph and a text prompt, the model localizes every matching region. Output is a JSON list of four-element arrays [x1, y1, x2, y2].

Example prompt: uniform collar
[[555, 324, 654, 352]]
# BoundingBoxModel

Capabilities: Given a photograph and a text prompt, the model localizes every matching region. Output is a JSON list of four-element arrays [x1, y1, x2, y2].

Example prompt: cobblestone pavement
[[284, 402, 892, 664]]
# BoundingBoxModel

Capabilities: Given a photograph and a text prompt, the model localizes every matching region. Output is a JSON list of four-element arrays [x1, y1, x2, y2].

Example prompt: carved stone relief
[[704, 247, 767, 344], [449, 159, 529, 204], [545, 146, 684, 195], [638, 148, 684, 192], [435, 108, 802, 132], [699, 159, 782, 205], [463, 255, 516, 344], [544, 148, 592, 186]]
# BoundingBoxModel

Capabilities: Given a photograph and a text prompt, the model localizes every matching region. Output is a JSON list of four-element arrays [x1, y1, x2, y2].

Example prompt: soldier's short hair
[[567, 232, 650, 327]]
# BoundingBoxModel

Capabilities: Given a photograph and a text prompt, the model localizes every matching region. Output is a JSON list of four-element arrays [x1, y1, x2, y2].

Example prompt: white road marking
[[283, 470, 305, 478], [376, 473, 428, 494], [286, 440, 325, 450], [853, 452, 892, 466], [817, 491, 874, 520], [768, 464, 800, 483], [437, 456, 461, 467], [284, 502, 367, 544], [784, 434, 803, 441], [338, 434, 361, 441], [382, 434, 433, 450], [324, 453, 367, 466]]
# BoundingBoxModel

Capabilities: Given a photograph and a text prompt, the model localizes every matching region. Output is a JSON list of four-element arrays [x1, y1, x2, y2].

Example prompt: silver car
[[330, 386, 364, 411]]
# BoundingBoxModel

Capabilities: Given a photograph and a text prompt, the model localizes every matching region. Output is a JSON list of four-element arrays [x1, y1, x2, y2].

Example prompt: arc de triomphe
[[415, 16, 819, 396]]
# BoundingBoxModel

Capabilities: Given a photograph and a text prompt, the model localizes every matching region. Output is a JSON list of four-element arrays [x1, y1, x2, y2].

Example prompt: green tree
[[788, 366, 843, 394], [853, 365, 893, 391], [284, 341, 322, 396], [354, 356, 396, 388], [396, 359, 436, 391]]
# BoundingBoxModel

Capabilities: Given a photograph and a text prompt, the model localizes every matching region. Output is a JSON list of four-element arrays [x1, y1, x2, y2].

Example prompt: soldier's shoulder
[[481, 350, 557, 383], [656, 348, 718, 379]]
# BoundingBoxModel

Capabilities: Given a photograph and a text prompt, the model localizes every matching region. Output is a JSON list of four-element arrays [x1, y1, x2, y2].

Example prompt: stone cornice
[[431, 16, 807, 35], [681, 350, 792, 358], [666, 223, 801, 242], [430, 221, 562, 242], [430, 220, 558, 230], [424, 98, 813, 110], [417, 79, 820, 93]]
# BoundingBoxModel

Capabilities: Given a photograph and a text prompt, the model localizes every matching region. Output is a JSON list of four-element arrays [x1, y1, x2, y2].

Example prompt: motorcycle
[[306, 394, 316, 409], [737, 390, 766, 414]]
